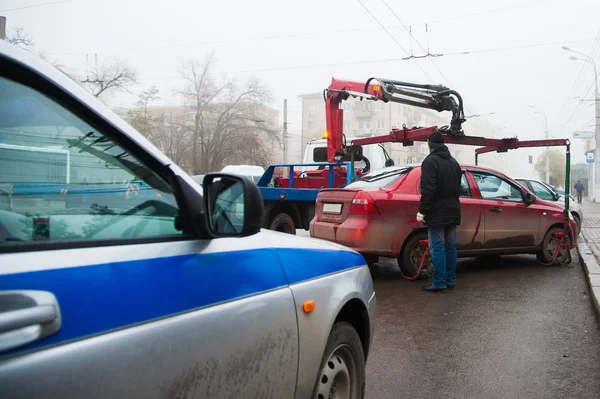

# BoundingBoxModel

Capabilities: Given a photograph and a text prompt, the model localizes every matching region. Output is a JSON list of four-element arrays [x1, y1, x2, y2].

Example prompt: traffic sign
[[574, 131, 594, 139], [586, 150, 596, 163]]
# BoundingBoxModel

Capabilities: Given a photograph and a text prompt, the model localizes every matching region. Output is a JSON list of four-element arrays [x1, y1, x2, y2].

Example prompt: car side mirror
[[203, 173, 264, 237], [553, 192, 560, 201], [524, 192, 536, 205], [385, 158, 395, 167]]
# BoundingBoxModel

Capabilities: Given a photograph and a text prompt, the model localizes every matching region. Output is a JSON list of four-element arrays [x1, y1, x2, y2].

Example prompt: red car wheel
[[399, 233, 432, 280]]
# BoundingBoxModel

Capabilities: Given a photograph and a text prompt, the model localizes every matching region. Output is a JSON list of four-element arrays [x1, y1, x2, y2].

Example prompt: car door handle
[[0, 305, 57, 334], [0, 290, 61, 353], [489, 207, 502, 213]]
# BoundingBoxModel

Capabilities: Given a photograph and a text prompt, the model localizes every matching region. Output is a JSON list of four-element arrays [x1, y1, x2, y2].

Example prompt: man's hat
[[427, 131, 444, 148]]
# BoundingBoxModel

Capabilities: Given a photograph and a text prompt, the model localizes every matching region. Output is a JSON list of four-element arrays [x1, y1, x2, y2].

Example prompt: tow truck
[[257, 76, 573, 264]]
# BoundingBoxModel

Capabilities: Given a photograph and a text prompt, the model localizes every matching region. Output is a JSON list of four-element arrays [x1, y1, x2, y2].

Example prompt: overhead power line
[[554, 31, 600, 126], [381, 0, 452, 86], [0, 0, 72, 12], [426, 0, 555, 25], [558, 80, 596, 134], [140, 37, 596, 81], [48, 26, 391, 57], [355, 0, 436, 83]]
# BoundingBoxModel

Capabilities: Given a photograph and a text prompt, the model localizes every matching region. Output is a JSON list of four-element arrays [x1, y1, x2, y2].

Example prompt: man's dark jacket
[[418, 145, 461, 227]]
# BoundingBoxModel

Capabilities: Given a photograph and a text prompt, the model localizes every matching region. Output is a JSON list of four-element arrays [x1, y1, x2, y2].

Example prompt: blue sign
[[586, 150, 596, 163]]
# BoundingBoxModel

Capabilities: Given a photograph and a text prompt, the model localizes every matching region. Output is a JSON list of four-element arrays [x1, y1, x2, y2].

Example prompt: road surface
[[296, 230, 600, 397], [365, 255, 600, 399]]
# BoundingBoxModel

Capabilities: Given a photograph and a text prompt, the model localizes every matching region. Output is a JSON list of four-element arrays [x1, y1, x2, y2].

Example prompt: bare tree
[[5, 27, 34, 51], [80, 58, 138, 99], [154, 112, 191, 169], [127, 86, 161, 138], [177, 56, 280, 174]]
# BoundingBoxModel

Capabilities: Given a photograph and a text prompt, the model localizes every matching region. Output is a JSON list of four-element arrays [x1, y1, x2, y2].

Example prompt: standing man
[[416, 131, 462, 293], [574, 179, 584, 204]]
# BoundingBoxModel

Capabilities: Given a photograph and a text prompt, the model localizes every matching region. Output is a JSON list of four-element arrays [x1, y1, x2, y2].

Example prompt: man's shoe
[[447, 284, 455, 290], [422, 284, 447, 293]]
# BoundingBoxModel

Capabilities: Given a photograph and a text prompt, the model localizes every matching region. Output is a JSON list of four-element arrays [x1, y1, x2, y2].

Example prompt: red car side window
[[417, 172, 470, 197]]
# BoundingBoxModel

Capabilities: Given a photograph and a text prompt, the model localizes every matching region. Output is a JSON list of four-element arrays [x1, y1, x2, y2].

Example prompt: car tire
[[573, 214, 581, 236], [268, 213, 296, 234], [399, 232, 431, 280], [537, 226, 570, 265], [312, 321, 366, 399]]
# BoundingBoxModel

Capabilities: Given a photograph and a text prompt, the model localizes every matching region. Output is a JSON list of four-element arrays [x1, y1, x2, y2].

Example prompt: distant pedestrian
[[416, 131, 462, 293], [574, 179, 584, 204]]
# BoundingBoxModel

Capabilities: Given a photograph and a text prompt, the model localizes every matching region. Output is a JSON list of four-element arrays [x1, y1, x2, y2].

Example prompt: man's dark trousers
[[428, 225, 457, 288]]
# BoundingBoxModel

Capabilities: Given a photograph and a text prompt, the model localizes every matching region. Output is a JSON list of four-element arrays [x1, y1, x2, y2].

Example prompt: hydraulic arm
[[323, 77, 466, 162]]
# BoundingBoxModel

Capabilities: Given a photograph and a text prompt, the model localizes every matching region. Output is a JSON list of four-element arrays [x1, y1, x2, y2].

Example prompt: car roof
[[412, 163, 518, 181]]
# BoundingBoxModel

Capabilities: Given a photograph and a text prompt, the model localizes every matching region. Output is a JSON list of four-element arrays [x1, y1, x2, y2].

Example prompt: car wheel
[[399, 232, 432, 280], [537, 226, 570, 265], [268, 213, 296, 234], [573, 214, 581, 236], [312, 322, 365, 399]]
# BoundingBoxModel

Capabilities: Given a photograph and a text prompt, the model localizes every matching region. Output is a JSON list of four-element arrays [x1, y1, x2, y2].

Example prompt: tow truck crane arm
[[324, 77, 466, 162], [324, 76, 570, 165]]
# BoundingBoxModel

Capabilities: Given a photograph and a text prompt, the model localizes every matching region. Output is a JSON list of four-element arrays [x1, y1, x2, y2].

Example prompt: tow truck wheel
[[312, 321, 365, 399], [268, 213, 296, 235], [537, 226, 569, 265], [399, 233, 432, 280]]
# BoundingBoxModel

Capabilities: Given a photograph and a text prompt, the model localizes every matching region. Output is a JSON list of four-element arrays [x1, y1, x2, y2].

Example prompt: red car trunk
[[314, 188, 359, 224]]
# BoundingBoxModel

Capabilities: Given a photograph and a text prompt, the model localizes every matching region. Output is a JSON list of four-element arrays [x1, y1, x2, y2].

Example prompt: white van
[[302, 138, 393, 174], [221, 165, 265, 183]]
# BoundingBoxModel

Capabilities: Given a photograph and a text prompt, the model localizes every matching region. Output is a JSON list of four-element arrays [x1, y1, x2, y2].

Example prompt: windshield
[[345, 167, 410, 188]]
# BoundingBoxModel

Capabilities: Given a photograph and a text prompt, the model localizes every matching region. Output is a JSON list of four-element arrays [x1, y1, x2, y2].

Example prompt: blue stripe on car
[[0, 247, 365, 354]]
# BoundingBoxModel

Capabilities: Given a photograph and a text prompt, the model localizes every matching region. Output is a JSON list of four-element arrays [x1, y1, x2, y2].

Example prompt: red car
[[310, 165, 577, 279]]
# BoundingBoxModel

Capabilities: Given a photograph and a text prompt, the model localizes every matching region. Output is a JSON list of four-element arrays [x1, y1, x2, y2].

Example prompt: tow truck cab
[[302, 138, 391, 174]]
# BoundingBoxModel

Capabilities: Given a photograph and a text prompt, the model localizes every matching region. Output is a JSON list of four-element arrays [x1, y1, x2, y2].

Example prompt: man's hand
[[416, 212, 425, 223]]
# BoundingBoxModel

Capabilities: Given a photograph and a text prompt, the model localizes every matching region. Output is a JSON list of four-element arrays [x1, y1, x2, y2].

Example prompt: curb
[[576, 239, 600, 318]]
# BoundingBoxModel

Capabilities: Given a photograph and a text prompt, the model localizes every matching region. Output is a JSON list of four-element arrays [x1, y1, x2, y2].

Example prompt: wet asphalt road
[[364, 254, 600, 399]]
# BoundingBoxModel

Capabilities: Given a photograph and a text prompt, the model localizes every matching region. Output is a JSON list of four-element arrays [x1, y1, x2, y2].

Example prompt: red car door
[[458, 172, 485, 252], [470, 170, 540, 250]]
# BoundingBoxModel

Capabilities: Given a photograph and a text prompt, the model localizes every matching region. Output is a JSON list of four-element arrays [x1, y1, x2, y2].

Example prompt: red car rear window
[[345, 167, 410, 189]]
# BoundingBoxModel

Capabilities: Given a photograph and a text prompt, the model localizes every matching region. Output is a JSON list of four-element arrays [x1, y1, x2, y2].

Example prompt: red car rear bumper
[[310, 216, 403, 257]]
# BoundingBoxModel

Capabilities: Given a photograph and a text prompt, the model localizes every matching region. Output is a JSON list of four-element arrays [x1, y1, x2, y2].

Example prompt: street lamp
[[530, 105, 550, 183], [465, 112, 495, 118], [563, 45, 599, 201]]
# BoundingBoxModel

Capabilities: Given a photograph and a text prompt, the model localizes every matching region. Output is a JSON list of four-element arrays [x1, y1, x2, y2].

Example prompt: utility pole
[[0, 16, 6, 41], [283, 99, 288, 164]]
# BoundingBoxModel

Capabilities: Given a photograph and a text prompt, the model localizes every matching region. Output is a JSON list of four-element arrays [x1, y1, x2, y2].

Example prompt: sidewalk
[[577, 199, 600, 317]]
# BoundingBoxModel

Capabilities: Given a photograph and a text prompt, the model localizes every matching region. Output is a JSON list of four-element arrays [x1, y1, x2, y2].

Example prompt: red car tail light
[[350, 191, 379, 215]]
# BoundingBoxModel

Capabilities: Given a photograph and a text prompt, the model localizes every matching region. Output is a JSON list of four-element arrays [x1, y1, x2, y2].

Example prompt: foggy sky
[[3, 0, 599, 175]]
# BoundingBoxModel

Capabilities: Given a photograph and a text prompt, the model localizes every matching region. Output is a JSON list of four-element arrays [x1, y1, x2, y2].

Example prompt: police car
[[0, 42, 376, 398]]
